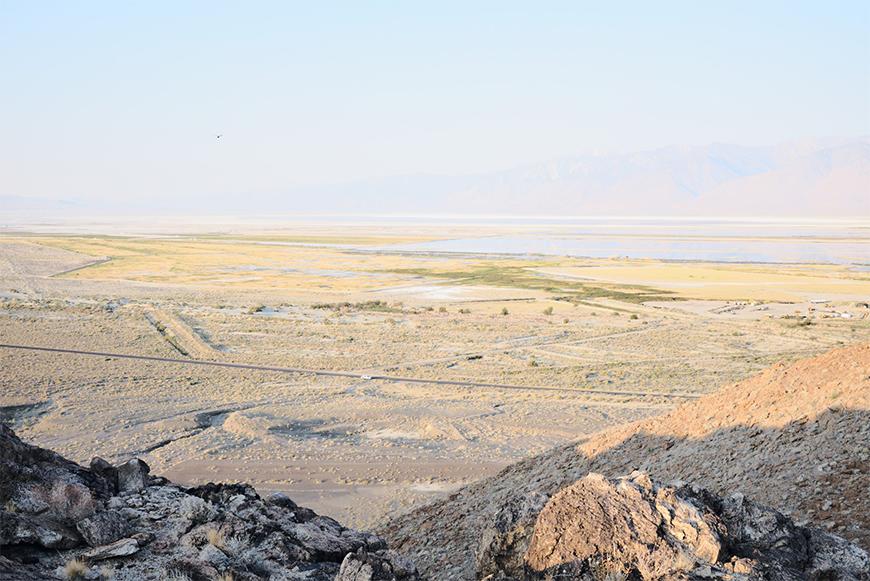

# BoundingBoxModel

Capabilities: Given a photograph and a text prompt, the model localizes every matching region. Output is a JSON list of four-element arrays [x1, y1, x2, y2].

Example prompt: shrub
[[247, 304, 266, 314], [63, 559, 88, 580], [206, 528, 248, 557], [501, 307, 509, 316], [543, 306, 554, 316], [629, 314, 638, 320], [179, 496, 216, 524], [458, 308, 471, 314], [222, 534, 249, 557], [438, 306, 447, 313]]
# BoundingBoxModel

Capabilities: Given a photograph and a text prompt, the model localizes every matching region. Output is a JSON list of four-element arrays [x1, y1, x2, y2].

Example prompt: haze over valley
[[1, 2, 869, 580]]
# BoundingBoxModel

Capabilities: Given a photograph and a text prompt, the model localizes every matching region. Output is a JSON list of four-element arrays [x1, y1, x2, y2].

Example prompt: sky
[[1, 1, 869, 207]]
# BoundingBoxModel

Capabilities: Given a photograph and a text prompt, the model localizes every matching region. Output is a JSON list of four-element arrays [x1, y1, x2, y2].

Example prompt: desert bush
[[206, 528, 248, 557], [543, 306, 554, 315], [630, 314, 638, 320], [247, 304, 266, 314], [501, 307, 509, 316], [206, 527, 224, 547], [63, 559, 88, 580], [438, 306, 447, 313], [222, 534, 249, 557], [179, 496, 216, 524], [458, 308, 471, 314]]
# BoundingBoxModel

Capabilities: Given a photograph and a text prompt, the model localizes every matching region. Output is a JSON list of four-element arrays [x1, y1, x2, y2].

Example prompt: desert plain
[[1, 219, 868, 528]]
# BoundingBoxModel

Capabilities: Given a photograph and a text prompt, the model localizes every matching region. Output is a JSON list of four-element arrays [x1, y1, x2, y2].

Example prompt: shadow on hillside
[[525, 406, 869, 550], [381, 406, 870, 579]]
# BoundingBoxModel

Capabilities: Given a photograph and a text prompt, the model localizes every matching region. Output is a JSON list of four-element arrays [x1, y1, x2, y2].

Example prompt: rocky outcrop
[[478, 472, 869, 580], [0, 425, 417, 581]]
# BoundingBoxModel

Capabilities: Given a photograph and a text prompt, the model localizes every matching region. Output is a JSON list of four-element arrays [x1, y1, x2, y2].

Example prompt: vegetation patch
[[384, 264, 678, 304]]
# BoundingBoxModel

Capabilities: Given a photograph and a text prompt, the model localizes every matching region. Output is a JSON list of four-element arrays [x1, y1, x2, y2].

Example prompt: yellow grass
[[8, 235, 869, 303], [535, 263, 870, 302]]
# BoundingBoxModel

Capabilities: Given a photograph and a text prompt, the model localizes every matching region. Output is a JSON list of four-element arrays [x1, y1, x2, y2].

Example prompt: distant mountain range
[[282, 137, 869, 217], [5, 138, 868, 218]]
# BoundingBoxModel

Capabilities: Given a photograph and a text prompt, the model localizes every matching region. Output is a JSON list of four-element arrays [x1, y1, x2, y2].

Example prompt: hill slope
[[380, 342, 870, 579]]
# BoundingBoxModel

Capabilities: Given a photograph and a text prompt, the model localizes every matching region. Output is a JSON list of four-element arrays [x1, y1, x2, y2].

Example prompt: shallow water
[[389, 221, 870, 265]]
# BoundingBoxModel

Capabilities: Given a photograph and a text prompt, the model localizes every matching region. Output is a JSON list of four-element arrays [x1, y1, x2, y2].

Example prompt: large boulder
[[116, 458, 150, 493], [481, 472, 870, 580], [75, 510, 132, 547]]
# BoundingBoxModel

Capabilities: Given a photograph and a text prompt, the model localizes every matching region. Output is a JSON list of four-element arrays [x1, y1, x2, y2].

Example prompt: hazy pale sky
[[2, 1, 869, 204]]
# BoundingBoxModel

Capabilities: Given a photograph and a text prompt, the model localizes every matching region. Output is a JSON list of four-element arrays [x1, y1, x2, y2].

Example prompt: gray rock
[[82, 537, 140, 561], [116, 458, 150, 493], [476, 491, 549, 579], [337, 548, 419, 581], [198, 543, 230, 567], [1, 427, 419, 581], [76, 510, 132, 547], [2, 511, 78, 549], [89, 456, 118, 493], [268, 491, 298, 509]]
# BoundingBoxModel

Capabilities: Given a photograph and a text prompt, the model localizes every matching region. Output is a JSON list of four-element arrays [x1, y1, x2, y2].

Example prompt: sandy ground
[[1, 228, 868, 528]]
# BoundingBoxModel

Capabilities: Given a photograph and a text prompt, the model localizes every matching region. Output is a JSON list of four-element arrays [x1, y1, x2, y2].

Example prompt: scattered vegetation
[[312, 300, 402, 313], [630, 314, 639, 320], [458, 308, 471, 314], [501, 307, 510, 316], [247, 304, 267, 314], [543, 306, 554, 315], [439, 306, 448, 313]]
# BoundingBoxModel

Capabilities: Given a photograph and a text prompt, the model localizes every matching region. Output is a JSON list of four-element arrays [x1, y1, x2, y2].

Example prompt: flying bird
[[216, 134, 223, 139]]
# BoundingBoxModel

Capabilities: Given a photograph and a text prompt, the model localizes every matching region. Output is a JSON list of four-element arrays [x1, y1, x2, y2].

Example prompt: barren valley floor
[[1, 224, 868, 528]]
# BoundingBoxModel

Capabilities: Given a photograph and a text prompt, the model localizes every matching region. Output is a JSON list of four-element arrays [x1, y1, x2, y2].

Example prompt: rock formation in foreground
[[477, 472, 868, 580], [0, 425, 417, 581]]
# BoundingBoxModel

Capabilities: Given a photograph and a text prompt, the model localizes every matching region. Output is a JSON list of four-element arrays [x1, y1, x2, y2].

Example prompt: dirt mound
[[380, 342, 870, 579]]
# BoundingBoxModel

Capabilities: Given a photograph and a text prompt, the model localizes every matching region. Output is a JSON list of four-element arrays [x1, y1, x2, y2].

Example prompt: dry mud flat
[[0, 234, 868, 529]]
